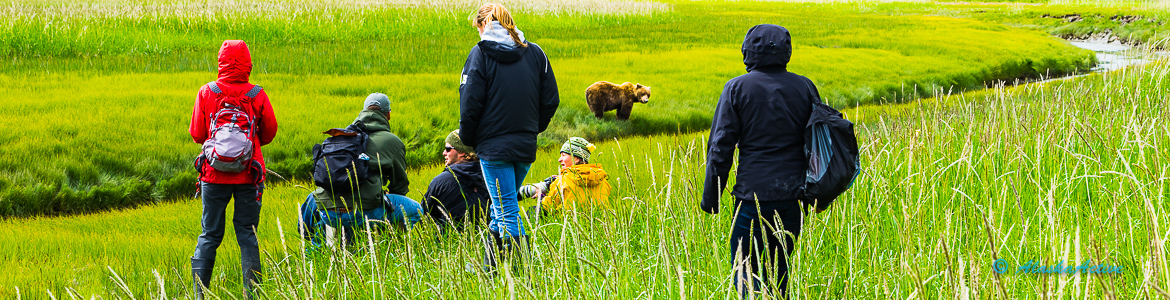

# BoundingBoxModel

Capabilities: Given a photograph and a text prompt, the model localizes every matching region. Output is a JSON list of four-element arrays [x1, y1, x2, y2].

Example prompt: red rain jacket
[[189, 40, 279, 184]]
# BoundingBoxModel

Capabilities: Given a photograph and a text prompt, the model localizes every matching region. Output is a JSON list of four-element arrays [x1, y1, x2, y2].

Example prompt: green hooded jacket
[[313, 109, 411, 210]]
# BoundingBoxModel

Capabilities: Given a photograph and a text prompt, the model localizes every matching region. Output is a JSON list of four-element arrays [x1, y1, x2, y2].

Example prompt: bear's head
[[634, 84, 651, 104]]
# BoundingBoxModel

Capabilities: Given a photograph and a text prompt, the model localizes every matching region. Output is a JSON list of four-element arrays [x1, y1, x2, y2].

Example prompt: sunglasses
[[444, 146, 455, 152]]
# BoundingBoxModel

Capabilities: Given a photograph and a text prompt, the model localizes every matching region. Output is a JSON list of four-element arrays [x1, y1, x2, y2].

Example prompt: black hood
[[478, 41, 528, 64], [448, 160, 487, 190], [741, 24, 792, 72]]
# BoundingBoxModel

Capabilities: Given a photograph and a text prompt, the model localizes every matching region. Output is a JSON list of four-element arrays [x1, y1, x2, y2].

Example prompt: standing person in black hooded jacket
[[700, 24, 819, 298], [459, 2, 559, 273]]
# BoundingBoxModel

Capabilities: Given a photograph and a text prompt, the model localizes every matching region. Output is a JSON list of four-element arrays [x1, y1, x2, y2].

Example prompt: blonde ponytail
[[472, 3, 528, 48]]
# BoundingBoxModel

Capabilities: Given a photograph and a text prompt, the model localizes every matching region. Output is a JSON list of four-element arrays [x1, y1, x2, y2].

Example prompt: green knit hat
[[445, 130, 474, 154], [560, 137, 595, 163]]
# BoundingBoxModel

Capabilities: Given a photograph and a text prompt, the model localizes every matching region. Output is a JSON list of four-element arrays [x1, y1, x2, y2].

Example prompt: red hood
[[217, 40, 252, 84]]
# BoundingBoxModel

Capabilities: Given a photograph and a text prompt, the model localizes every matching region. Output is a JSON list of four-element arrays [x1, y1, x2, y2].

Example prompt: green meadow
[[0, 0, 1101, 216], [940, 1, 1170, 48], [4, 0, 1170, 298], [3, 53, 1167, 300]]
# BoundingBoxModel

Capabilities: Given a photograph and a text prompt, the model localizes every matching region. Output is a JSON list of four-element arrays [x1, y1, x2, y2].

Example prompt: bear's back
[[587, 81, 631, 101]]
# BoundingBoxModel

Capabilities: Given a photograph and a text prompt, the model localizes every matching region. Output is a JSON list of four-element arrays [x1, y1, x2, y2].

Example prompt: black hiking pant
[[192, 182, 264, 295], [729, 199, 803, 299]]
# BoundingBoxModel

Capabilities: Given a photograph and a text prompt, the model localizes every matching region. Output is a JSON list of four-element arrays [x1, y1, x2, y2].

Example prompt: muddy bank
[[1059, 31, 1165, 49], [1043, 13, 1167, 49]]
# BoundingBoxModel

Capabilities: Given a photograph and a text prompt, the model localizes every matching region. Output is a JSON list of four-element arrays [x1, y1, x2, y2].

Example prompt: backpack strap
[[207, 82, 262, 98], [800, 78, 823, 105], [207, 82, 223, 94], [359, 131, 369, 158], [245, 85, 263, 98], [347, 122, 370, 158]]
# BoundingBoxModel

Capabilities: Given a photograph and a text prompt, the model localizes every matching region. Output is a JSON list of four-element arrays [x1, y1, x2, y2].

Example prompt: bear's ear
[[636, 83, 643, 88]]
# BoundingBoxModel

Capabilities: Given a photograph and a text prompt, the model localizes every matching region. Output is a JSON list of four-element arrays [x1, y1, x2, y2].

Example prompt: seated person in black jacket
[[423, 130, 490, 232]]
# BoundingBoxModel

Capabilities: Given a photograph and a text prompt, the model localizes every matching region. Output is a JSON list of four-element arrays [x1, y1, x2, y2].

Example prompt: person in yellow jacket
[[519, 137, 611, 212]]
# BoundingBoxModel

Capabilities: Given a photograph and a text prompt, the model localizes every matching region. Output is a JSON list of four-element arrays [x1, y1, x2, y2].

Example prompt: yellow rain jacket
[[540, 163, 612, 211]]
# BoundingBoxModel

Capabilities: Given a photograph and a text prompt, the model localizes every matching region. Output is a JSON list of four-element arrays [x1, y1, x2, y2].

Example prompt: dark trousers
[[193, 182, 264, 287], [730, 199, 803, 298]]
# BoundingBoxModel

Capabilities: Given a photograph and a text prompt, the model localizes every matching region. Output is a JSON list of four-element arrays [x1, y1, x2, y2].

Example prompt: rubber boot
[[511, 235, 538, 289], [191, 257, 214, 300], [481, 231, 507, 276], [507, 235, 535, 277], [241, 254, 262, 300]]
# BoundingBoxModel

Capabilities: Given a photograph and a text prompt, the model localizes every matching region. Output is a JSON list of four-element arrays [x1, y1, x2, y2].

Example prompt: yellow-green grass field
[[5, 0, 1170, 298], [3, 58, 1166, 299], [0, 0, 1108, 217]]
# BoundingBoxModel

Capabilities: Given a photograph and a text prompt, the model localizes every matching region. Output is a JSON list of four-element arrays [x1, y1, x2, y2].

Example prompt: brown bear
[[585, 81, 651, 121]]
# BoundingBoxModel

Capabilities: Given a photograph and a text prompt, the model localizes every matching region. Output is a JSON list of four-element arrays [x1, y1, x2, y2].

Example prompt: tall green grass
[[0, 0, 1099, 217], [2, 57, 1166, 298]]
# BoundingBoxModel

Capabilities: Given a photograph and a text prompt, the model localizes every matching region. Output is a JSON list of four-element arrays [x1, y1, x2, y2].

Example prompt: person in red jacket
[[188, 40, 278, 300]]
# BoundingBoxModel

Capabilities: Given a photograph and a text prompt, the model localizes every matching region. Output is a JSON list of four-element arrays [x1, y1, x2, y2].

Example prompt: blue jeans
[[300, 194, 422, 246], [300, 194, 386, 246], [480, 159, 532, 238], [385, 193, 423, 230]]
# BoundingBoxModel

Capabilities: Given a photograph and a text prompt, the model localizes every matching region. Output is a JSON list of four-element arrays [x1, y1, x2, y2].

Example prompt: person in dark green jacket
[[299, 93, 421, 247]]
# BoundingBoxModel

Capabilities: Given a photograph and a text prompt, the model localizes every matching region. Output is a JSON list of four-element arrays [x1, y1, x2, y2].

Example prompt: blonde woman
[[458, 3, 559, 272]]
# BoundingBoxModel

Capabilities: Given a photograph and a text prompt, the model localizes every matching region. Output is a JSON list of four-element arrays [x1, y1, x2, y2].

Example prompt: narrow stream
[[1069, 40, 1168, 72], [1023, 40, 1167, 85]]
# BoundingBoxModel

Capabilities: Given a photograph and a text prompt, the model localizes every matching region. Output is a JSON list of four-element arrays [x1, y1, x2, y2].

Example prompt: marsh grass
[[938, 1, 1170, 49], [3, 56, 1168, 298], [0, 0, 1100, 216], [4, 0, 670, 17]]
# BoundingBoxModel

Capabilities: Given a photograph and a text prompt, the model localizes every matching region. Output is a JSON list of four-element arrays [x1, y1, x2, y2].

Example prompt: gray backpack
[[197, 82, 263, 173]]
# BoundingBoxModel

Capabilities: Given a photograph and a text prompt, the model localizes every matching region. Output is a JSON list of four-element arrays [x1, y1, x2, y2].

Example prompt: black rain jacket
[[422, 160, 490, 228], [703, 24, 820, 208], [458, 40, 559, 163]]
